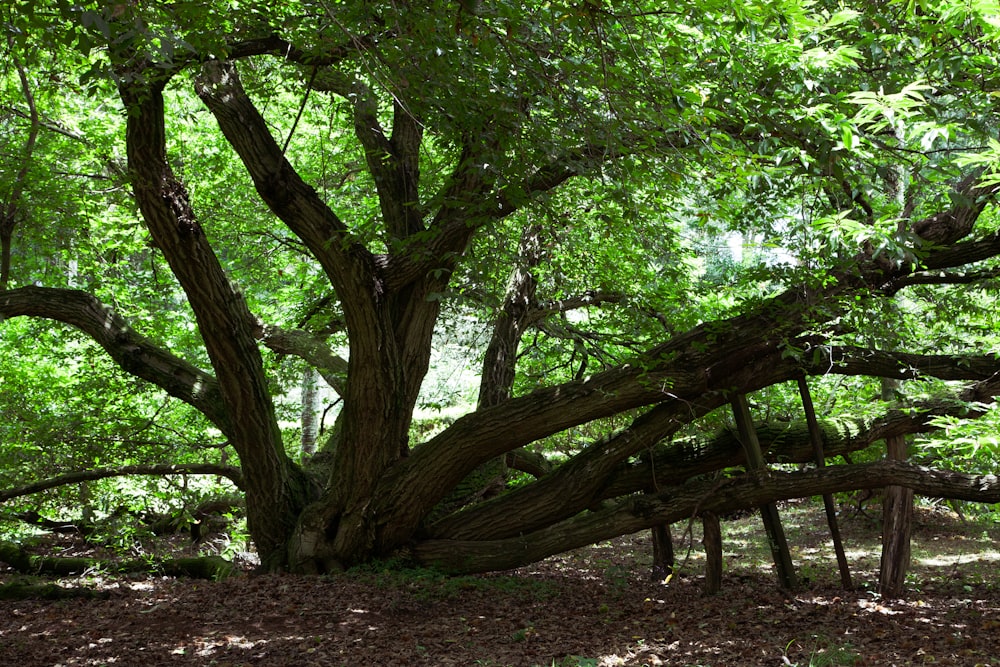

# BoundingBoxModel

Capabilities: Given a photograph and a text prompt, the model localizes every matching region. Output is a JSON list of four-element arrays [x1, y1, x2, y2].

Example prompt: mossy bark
[[0, 541, 237, 579]]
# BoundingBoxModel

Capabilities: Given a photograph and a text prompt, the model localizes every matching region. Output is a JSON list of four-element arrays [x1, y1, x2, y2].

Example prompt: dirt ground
[[2, 501, 1000, 666]]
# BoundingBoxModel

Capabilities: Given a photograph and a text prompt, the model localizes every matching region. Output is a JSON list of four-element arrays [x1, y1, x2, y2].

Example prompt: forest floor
[[2, 499, 1000, 666]]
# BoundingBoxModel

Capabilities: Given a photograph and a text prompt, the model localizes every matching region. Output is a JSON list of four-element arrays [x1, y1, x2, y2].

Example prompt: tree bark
[[412, 460, 1000, 574], [424, 338, 1000, 548], [702, 512, 722, 595], [194, 60, 449, 569], [301, 368, 320, 458], [879, 434, 913, 597], [119, 71, 310, 569], [798, 376, 852, 589], [731, 393, 798, 590]]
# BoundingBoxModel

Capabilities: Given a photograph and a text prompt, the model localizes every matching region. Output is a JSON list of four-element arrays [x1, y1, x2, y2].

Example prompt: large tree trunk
[[193, 60, 460, 570], [119, 72, 311, 569]]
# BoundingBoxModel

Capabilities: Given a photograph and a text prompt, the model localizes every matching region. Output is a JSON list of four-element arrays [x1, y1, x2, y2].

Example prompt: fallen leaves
[[2, 508, 1000, 665]]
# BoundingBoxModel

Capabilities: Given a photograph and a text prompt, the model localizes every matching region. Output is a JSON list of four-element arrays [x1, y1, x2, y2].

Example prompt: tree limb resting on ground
[[0, 463, 244, 503], [0, 541, 237, 579], [413, 460, 1000, 574]]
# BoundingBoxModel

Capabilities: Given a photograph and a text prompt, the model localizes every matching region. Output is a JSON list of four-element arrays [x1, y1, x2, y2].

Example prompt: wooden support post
[[642, 449, 675, 581], [879, 433, 913, 598], [702, 511, 722, 595], [651, 523, 674, 581], [797, 376, 853, 590], [731, 393, 798, 590], [878, 379, 913, 598]]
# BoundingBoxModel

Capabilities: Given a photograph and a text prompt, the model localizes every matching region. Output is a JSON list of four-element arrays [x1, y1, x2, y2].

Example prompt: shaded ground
[[2, 500, 1000, 666]]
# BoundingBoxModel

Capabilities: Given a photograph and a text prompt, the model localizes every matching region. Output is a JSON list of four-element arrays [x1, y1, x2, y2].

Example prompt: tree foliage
[[2, 0, 1000, 574]]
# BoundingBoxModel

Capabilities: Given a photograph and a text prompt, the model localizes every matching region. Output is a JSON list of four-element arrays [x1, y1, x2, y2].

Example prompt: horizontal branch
[[918, 229, 1000, 272], [820, 346, 1000, 383], [432, 345, 1000, 541], [424, 346, 805, 541], [257, 323, 347, 395], [603, 394, 991, 499], [0, 287, 230, 433], [528, 290, 627, 324], [413, 460, 1000, 573], [227, 32, 382, 67], [911, 172, 1000, 246], [890, 267, 1000, 292], [0, 464, 244, 503]]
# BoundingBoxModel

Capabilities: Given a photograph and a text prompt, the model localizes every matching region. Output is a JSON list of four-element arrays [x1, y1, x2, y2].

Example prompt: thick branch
[[227, 32, 381, 66], [528, 290, 627, 324], [413, 460, 1000, 574], [257, 323, 348, 395], [122, 62, 308, 566], [430, 345, 1000, 541], [347, 89, 424, 240], [408, 337, 815, 545], [889, 267, 1000, 292], [384, 277, 853, 538], [822, 346, 1000, 383], [916, 230, 1000, 272], [478, 223, 543, 407], [911, 172, 1000, 246], [603, 396, 989, 499], [382, 139, 639, 292], [0, 286, 230, 433], [506, 448, 553, 478], [194, 60, 370, 309], [381, 141, 498, 291], [0, 464, 244, 503]]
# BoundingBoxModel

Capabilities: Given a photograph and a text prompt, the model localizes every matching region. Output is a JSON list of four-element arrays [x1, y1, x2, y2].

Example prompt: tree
[[2, 0, 1000, 575]]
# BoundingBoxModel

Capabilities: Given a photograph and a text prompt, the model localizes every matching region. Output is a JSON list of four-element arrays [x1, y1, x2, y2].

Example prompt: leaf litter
[[2, 502, 1000, 666]]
